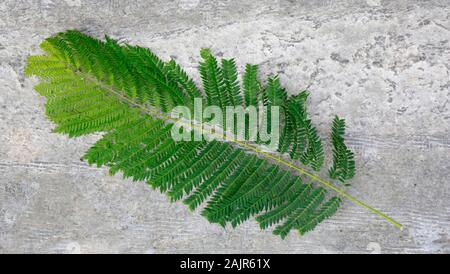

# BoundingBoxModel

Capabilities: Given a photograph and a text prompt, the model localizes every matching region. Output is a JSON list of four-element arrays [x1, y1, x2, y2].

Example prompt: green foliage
[[329, 116, 356, 185], [199, 48, 228, 109], [242, 64, 260, 108], [264, 76, 287, 107], [25, 30, 356, 238], [221, 58, 243, 107]]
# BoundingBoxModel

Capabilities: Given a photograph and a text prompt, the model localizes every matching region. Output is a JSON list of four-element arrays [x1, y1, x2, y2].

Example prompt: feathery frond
[[25, 30, 360, 238], [329, 116, 356, 185], [199, 48, 228, 110], [221, 58, 243, 107], [242, 64, 260, 108]]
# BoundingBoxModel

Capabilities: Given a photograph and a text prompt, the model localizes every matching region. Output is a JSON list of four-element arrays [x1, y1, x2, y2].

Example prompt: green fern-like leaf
[[200, 48, 228, 109], [25, 30, 361, 238], [329, 116, 356, 185], [243, 64, 260, 108], [221, 58, 243, 107]]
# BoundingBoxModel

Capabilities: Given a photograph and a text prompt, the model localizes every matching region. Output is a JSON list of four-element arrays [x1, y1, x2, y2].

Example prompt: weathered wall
[[0, 0, 449, 253]]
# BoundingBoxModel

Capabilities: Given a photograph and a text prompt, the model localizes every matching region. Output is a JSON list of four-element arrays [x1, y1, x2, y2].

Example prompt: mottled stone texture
[[0, 0, 449, 253]]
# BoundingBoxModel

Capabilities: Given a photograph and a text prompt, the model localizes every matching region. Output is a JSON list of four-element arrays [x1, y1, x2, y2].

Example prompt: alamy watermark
[[170, 98, 280, 151]]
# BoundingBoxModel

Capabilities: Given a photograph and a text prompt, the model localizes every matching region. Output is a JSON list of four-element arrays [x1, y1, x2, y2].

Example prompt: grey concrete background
[[0, 0, 449, 253]]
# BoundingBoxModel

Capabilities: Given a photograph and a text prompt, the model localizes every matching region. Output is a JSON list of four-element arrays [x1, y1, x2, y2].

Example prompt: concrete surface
[[1, 0, 449, 253]]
